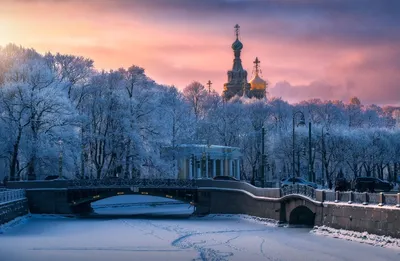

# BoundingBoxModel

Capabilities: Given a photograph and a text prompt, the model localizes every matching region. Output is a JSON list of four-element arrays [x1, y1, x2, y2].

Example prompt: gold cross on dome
[[254, 57, 260, 72]]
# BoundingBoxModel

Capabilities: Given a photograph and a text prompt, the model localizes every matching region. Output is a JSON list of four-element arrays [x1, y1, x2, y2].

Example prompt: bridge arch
[[68, 188, 196, 214], [281, 195, 319, 227], [289, 206, 315, 226]]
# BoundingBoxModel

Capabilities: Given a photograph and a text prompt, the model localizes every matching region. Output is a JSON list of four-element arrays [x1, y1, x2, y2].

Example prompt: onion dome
[[232, 24, 243, 51], [249, 74, 267, 90], [231, 39, 243, 51], [249, 57, 267, 90]]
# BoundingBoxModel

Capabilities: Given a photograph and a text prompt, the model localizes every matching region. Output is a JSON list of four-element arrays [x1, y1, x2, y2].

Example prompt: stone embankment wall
[[195, 180, 283, 220], [318, 203, 400, 238], [196, 182, 400, 238], [25, 189, 72, 214], [0, 190, 29, 225], [196, 189, 283, 221]]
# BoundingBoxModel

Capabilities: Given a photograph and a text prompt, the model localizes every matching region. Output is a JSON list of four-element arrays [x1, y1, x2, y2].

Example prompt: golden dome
[[249, 74, 267, 90]]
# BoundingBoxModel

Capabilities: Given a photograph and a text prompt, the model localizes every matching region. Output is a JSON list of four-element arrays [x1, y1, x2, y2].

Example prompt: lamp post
[[321, 126, 329, 187], [261, 126, 265, 188], [311, 148, 315, 182], [58, 138, 63, 179], [308, 122, 312, 182], [372, 132, 381, 178], [292, 111, 305, 184]]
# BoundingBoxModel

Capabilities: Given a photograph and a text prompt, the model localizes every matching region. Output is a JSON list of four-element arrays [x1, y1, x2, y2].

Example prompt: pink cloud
[[1, 0, 400, 105]]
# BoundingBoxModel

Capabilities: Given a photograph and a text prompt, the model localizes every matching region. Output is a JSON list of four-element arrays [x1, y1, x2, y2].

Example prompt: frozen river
[[0, 196, 399, 261]]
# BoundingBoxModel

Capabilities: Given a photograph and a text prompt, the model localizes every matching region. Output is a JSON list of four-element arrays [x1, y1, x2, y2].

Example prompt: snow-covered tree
[[1, 44, 400, 185]]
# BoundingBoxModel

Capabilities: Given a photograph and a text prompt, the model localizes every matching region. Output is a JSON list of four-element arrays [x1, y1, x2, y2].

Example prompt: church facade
[[223, 24, 267, 101]]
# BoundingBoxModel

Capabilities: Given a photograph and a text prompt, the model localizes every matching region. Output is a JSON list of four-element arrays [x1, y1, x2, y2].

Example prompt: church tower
[[223, 24, 251, 101], [249, 57, 267, 99]]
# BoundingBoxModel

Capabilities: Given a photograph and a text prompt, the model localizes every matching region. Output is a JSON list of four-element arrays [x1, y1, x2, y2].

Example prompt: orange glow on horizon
[[1, 0, 399, 105]]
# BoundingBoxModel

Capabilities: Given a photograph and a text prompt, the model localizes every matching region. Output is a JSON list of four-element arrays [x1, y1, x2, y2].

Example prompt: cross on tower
[[253, 57, 261, 74], [206, 80, 212, 93], [254, 57, 260, 71], [234, 24, 240, 39]]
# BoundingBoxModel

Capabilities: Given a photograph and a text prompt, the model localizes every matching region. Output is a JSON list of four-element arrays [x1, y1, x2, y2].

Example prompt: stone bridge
[[5, 179, 400, 238], [195, 180, 322, 226], [6, 179, 198, 214], [194, 181, 400, 238]]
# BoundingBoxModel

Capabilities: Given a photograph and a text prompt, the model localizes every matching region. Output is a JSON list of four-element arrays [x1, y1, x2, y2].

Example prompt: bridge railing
[[0, 189, 26, 205], [322, 190, 400, 207], [279, 184, 400, 208], [196, 179, 281, 198], [281, 184, 316, 200], [324, 191, 336, 202], [67, 178, 198, 189]]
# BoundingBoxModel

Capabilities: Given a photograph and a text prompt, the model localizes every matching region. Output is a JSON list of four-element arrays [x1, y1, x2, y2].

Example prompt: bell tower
[[223, 24, 250, 101]]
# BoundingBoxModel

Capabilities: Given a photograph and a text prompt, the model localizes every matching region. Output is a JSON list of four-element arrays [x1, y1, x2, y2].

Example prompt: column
[[205, 156, 209, 178], [229, 159, 233, 177], [236, 159, 240, 180], [220, 159, 224, 176], [212, 159, 216, 177], [188, 158, 193, 179], [196, 160, 201, 179], [176, 159, 181, 179], [180, 158, 185, 179]]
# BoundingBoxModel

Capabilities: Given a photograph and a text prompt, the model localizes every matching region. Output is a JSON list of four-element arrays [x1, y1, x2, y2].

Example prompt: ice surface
[[0, 195, 399, 261], [93, 203, 194, 216], [92, 194, 183, 205], [91, 194, 194, 215]]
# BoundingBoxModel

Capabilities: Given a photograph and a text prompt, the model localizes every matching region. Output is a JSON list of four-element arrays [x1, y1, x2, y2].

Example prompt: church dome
[[249, 74, 267, 90], [231, 39, 243, 51]]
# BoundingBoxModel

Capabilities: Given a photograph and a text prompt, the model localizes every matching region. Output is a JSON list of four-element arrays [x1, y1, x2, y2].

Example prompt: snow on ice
[[0, 195, 399, 261], [312, 225, 400, 250]]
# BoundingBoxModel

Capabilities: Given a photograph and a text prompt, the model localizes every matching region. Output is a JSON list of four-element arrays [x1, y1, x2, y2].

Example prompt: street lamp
[[372, 132, 381, 178], [58, 138, 63, 179], [321, 126, 329, 187], [311, 147, 315, 182], [308, 121, 312, 182], [260, 125, 266, 188], [292, 111, 305, 184]]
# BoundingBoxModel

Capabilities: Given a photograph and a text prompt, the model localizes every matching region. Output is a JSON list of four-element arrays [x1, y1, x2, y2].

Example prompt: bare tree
[[183, 81, 207, 121]]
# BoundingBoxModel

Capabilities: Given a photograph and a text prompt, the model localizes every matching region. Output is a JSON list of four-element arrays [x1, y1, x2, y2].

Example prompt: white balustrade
[[0, 189, 26, 205]]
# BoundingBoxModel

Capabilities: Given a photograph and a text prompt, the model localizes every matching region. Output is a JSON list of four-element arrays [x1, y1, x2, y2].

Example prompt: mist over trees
[[0, 44, 399, 185]]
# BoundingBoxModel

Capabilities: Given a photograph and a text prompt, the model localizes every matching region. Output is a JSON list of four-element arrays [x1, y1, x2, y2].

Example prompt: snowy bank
[[0, 214, 31, 234], [311, 225, 400, 250], [0, 214, 75, 234]]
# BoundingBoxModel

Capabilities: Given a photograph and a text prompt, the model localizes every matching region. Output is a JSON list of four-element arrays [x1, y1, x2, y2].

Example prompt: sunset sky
[[1, 0, 399, 105]]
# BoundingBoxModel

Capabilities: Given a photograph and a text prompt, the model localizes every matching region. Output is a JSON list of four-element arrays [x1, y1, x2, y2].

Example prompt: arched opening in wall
[[68, 189, 196, 215], [88, 194, 194, 217], [72, 202, 94, 214], [289, 206, 315, 227]]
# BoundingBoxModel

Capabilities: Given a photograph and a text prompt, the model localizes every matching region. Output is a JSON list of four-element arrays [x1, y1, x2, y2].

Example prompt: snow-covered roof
[[161, 144, 242, 159]]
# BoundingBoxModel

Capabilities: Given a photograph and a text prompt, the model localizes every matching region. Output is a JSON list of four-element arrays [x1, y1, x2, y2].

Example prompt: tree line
[[0, 44, 399, 185]]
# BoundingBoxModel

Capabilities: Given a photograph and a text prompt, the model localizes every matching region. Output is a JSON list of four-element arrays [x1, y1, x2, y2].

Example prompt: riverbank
[[312, 225, 400, 250]]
